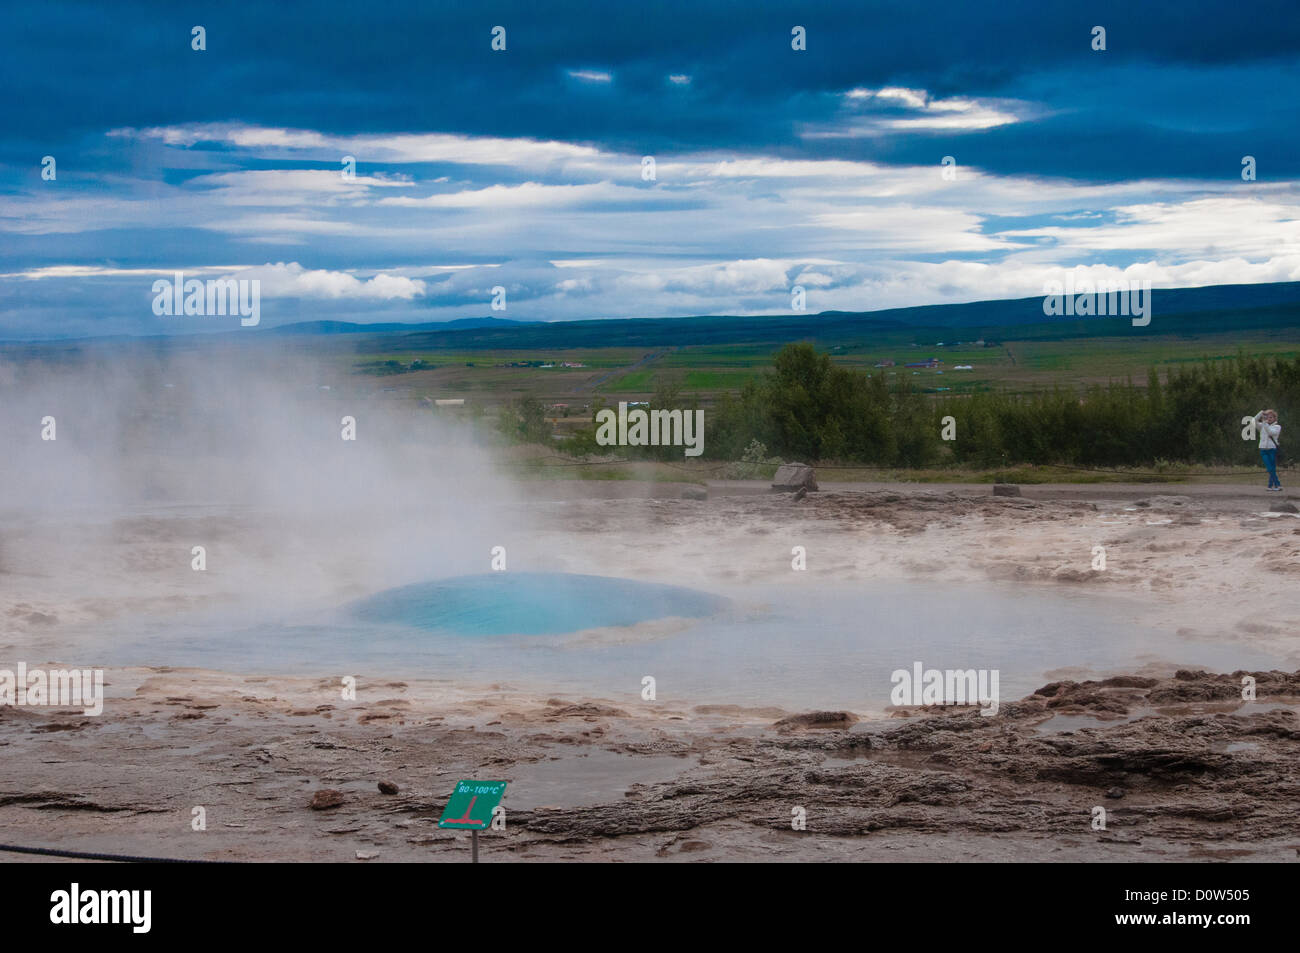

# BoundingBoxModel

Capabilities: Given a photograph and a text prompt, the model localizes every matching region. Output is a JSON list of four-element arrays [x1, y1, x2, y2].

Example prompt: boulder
[[771, 463, 818, 492], [309, 789, 345, 810], [377, 780, 399, 795], [1270, 500, 1299, 513], [992, 483, 1021, 497], [774, 710, 860, 729]]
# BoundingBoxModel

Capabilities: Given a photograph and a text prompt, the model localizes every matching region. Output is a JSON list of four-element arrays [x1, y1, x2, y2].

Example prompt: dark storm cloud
[[5, 0, 1299, 177]]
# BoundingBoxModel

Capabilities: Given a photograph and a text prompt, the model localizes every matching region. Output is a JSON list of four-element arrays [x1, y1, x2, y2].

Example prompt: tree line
[[508, 342, 1298, 468]]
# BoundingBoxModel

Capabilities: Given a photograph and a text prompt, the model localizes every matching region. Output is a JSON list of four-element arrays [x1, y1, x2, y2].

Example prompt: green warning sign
[[438, 780, 507, 829]]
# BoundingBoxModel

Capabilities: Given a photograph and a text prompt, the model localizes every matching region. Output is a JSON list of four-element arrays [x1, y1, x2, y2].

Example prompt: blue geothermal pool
[[348, 572, 728, 635], [67, 574, 1290, 713]]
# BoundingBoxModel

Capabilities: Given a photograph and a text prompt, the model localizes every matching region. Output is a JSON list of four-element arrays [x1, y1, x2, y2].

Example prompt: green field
[[331, 326, 1300, 409], [247, 286, 1299, 415]]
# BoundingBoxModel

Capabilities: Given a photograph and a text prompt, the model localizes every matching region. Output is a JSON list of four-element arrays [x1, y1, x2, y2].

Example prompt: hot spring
[[349, 572, 728, 635], [76, 571, 1285, 714]]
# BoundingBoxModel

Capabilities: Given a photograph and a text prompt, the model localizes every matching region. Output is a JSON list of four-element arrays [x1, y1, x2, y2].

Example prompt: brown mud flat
[[1, 667, 1297, 862]]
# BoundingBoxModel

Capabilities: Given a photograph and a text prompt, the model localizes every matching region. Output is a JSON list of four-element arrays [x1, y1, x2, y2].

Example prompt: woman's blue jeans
[[1261, 448, 1280, 488]]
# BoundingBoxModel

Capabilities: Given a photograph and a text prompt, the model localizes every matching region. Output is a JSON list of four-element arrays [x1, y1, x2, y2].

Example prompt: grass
[[605, 370, 654, 392], [335, 325, 1300, 410], [326, 325, 1300, 491]]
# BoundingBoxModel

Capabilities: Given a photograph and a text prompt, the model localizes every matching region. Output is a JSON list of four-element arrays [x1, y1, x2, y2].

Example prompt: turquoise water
[[349, 572, 728, 635], [70, 574, 1290, 712]]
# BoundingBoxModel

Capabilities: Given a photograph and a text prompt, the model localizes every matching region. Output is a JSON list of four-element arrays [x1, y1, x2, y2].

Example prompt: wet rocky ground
[[2, 667, 1297, 862]]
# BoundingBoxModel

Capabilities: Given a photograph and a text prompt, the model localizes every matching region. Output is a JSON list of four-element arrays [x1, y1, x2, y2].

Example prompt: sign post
[[438, 780, 507, 863]]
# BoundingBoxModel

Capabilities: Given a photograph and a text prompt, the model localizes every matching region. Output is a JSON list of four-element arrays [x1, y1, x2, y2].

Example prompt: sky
[[2, 0, 1299, 338]]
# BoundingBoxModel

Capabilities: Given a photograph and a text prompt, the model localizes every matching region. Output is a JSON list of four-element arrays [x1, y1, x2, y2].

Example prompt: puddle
[[1230, 701, 1300, 717], [503, 749, 694, 810], [1032, 711, 1146, 734]]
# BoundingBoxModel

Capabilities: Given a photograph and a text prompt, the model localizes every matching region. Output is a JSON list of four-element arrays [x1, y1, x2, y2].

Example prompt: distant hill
[[330, 280, 1300, 352], [271, 316, 534, 335], [19, 281, 1298, 351], [817, 280, 1300, 329]]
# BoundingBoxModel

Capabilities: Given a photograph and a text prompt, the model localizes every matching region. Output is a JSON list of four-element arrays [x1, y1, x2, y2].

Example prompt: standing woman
[[1255, 409, 1282, 491]]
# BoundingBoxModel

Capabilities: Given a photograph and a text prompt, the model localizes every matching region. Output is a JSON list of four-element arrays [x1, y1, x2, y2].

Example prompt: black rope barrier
[[0, 843, 229, 863]]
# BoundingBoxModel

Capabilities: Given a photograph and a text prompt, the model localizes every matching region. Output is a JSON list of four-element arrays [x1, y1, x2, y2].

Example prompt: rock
[[1033, 681, 1072, 697], [544, 701, 629, 719], [774, 710, 860, 729], [771, 463, 818, 492], [1270, 501, 1299, 513], [377, 780, 399, 795], [992, 484, 1021, 497], [310, 789, 345, 810], [1097, 676, 1159, 689], [792, 486, 807, 502], [1105, 787, 1126, 799], [680, 485, 708, 500], [355, 850, 379, 860]]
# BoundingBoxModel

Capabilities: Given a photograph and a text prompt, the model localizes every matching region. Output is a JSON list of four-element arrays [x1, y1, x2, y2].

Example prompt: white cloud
[[848, 86, 928, 109], [112, 124, 605, 171], [806, 87, 1035, 138], [179, 170, 416, 212], [809, 205, 1014, 252], [1003, 197, 1300, 257], [378, 181, 632, 209], [8, 120, 1300, 332], [1, 265, 189, 279], [235, 262, 426, 299]]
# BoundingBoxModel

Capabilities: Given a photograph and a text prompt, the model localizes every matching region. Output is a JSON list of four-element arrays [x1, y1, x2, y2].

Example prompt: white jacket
[[1255, 412, 1281, 449]]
